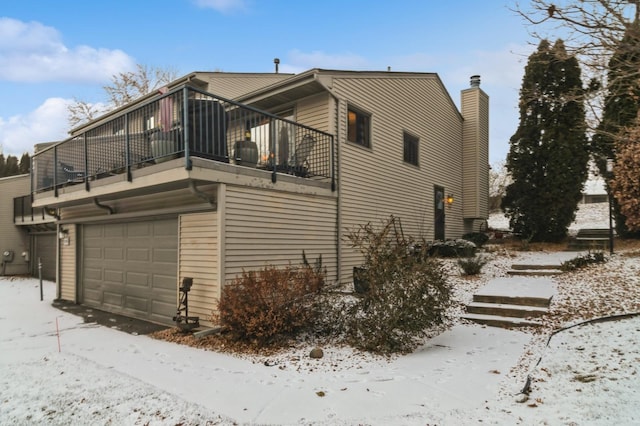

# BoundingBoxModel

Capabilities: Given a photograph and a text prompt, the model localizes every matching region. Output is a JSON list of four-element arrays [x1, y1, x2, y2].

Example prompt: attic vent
[[470, 75, 481, 88]]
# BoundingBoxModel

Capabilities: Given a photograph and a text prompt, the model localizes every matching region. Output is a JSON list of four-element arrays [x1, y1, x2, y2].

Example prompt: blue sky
[[0, 0, 533, 163]]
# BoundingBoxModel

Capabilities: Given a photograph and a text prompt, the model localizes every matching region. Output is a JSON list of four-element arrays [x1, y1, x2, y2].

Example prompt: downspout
[[93, 198, 115, 215], [314, 73, 342, 285], [189, 181, 217, 209]]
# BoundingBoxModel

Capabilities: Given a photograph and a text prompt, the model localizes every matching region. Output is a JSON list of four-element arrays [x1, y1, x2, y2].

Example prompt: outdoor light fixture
[[446, 194, 454, 207], [58, 227, 69, 240]]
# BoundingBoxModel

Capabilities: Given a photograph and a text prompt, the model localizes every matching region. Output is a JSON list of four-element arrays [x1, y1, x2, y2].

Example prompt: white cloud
[[0, 18, 135, 83], [0, 98, 73, 156], [193, 0, 248, 13]]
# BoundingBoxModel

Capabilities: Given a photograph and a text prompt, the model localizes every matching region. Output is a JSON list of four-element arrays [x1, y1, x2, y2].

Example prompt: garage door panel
[[127, 248, 150, 261], [84, 226, 104, 238], [82, 218, 178, 325], [103, 269, 123, 283], [83, 287, 100, 302], [125, 295, 149, 313], [154, 248, 177, 263], [126, 271, 149, 286], [153, 274, 176, 291], [103, 291, 123, 306], [151, 300, 176, 319], [153, 221, 178, 237], [84, 267, 103, 281], [104, 247, 124, 260], [84, 247, 103, 260], [127, 222, 151, 237]]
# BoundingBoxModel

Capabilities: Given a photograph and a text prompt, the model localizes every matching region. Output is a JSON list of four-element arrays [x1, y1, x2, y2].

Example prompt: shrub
[[429, 239, 477, 258], [560, 251, 607, 272], [462, 232, 489, 248], [458, 255, 488, 276], [341, 216, 453, 354], [216, 264, 325, 346]]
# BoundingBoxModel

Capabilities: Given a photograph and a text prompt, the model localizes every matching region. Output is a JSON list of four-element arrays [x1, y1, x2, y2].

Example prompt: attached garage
[[81, 218, 178, 325], [31, 232, 57, 281]]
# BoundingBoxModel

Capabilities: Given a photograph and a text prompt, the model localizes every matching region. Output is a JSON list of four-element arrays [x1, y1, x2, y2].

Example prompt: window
[[403, 132, 419, 166], [347, 107, 370, 147]]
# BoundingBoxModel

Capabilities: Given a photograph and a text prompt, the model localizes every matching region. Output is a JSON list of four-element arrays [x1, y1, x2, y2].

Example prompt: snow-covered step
[[511, 264, 563, 271], [460, 313, 543, 328], [507, 269, 562, 276], [466, 301, 549, 318]]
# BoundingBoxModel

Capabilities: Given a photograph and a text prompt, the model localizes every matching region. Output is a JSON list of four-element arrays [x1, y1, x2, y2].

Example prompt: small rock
[[309, 347, 324, 359], [515, 394, 529, 404]]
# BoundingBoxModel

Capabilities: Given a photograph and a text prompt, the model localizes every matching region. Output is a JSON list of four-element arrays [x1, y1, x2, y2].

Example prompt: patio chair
[[290, 134, 317, 177], [59, 161, 86, 183]]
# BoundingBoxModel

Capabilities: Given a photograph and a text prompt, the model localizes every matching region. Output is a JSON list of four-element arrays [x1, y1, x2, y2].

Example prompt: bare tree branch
[[68, 64, 179, 127]]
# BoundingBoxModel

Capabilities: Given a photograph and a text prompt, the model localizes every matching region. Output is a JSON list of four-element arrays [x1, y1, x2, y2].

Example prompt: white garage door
[[81, 218, 178, 325]]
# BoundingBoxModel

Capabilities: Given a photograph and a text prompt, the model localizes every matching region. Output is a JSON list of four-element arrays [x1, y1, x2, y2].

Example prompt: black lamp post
[[606, 158, 614, 255]]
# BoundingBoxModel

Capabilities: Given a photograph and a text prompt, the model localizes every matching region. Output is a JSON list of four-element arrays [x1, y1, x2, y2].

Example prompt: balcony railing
[[32, 85, 335, 197], [14, 195, 57, 224]]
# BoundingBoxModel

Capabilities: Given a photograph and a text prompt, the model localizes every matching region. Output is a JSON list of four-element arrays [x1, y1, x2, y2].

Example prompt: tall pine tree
[[592, 20, 640, 238], [502, 39, 589, 242]]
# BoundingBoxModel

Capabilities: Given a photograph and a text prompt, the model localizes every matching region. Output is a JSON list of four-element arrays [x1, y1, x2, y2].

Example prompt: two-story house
[[31, 69, 489, 327]]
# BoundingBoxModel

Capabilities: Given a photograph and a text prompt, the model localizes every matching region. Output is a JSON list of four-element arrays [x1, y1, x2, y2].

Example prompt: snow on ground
[[489, 201, 611, 235], [1, 202, 639, 425]]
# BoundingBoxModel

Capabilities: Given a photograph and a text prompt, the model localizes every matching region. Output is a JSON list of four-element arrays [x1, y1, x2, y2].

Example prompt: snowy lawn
[[1, 203, 639, 425]]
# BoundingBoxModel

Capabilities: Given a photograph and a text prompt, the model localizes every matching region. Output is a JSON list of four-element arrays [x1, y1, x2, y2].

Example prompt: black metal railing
[[14, 195, 56, 223], [32, 85, 335, 196]]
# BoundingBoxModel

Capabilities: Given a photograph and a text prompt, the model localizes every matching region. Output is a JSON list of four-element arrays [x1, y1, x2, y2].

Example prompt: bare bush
[[216, 264, 324, 346], [340, 216, 453, 354]]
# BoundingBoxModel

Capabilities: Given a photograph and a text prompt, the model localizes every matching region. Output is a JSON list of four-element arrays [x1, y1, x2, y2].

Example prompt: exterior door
[[434, 185, 445, 241]]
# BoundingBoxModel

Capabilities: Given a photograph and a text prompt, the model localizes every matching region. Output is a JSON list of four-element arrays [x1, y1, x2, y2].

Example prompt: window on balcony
[[403, 131, 419, 166], [348, 107, 370, 147], [250, 109, 294, 165]]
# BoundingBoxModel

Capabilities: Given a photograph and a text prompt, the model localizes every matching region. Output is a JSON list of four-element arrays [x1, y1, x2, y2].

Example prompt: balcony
[[14, 195, 57, 230], [31, 85, 335, 206]]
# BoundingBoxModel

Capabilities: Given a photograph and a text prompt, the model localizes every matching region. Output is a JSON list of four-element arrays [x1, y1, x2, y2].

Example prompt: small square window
[[348, 107, 370, 147], [403, 132, 419, 166]]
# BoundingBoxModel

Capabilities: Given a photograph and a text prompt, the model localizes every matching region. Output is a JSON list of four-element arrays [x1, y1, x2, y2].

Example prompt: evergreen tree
[[4, 155, 20, 177], [502, 40, 589, 242], [592, 21, 640, 238], [0, 154, 5, 178], [19, 153, 30, 174]]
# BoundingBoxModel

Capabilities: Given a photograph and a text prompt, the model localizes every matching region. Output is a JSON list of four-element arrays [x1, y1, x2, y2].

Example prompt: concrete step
[[507, 269, 562, 276], [466, 301, 549, 318], [568, 239, 609, 250], [473, 293, 552, 308], [461, 313, 543, 328], [511, 264, 562, 271]]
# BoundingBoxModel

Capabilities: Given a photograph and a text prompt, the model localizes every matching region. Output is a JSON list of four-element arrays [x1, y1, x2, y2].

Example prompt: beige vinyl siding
[[196, 73, 294, 100], [60, 185, 218, 221], [332, 76, 465, 281], [461, 88, 490, 221], [59, 224, 76, 301], [296, 93, 331, 133], [223, 185, 337, 284], [179, 212, 219, 326], [0, 175, 30, 275]]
